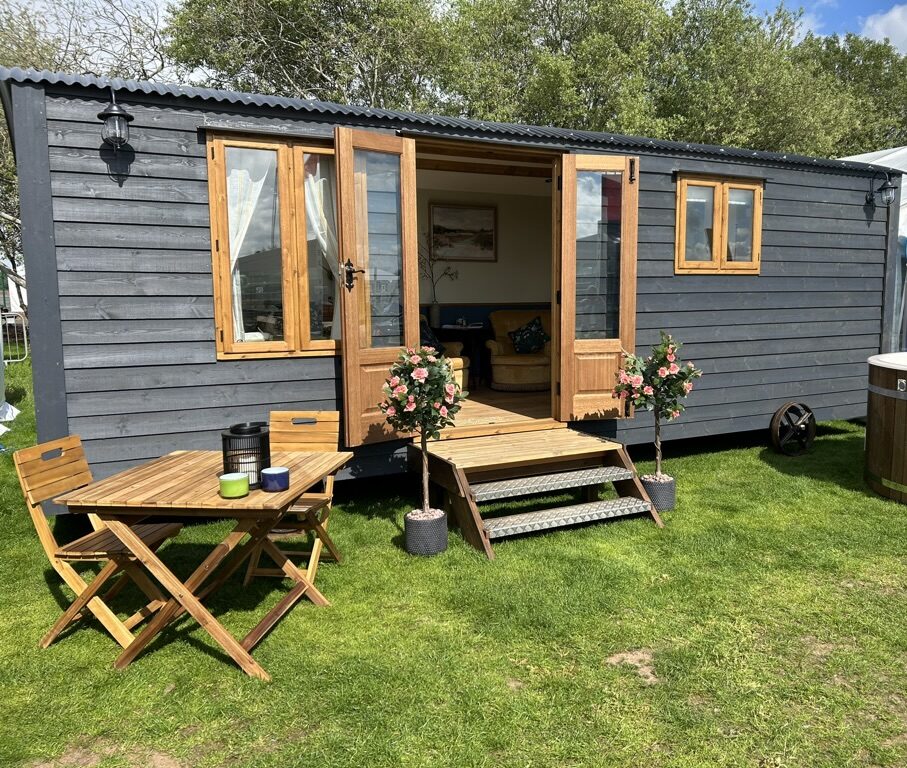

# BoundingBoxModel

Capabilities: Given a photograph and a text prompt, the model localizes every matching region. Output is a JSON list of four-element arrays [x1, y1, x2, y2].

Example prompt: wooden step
[[426, 429, 622, 473], [471, 466, 634, 503], [482, 498, 652, 539]]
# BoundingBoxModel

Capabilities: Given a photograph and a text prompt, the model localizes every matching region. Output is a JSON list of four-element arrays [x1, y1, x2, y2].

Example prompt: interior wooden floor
[[441, 389, 564, 439]]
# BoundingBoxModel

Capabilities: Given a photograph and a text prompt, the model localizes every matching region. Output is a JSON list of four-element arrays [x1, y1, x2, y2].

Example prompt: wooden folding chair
[[243, 411, 342, 585], [14, 435, 182, 649]]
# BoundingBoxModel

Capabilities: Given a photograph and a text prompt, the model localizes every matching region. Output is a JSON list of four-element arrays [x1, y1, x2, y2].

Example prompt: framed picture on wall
[[429, 204, 497, 262]]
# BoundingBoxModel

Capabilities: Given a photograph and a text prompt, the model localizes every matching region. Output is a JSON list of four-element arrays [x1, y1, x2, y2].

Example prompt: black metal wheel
[[770, 401, 816, 456]]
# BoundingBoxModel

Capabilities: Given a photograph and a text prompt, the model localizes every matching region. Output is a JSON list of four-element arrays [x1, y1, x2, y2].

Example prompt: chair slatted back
[[13, 435, 96, 562], [269, 411, 341, 454]]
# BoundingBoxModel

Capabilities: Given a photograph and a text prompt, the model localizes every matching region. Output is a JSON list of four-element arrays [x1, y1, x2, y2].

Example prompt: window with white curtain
[[208, 135, 340, 358]]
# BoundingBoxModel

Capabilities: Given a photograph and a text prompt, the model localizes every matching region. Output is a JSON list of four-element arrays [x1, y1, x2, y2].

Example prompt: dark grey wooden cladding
[[615, 147, 890, 443], [32, 85, 894, 476], [41, 90, 351, 479]]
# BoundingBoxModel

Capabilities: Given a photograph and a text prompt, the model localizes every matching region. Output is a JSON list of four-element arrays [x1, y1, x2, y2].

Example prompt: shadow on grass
[[757, 424, 878, 499], [5, 383, 27, 406], [335, 473, 419, 533], [41, 539, 323, 668], [626, 420, 862, 465]]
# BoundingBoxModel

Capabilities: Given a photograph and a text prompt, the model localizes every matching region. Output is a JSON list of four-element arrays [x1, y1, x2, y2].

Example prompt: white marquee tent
[[843, 145, 907, 239], [843, 146, 907, 348]]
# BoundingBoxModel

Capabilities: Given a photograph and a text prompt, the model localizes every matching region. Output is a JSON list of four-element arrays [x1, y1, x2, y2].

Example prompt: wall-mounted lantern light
[[867, 171, 897, 208], [97, 88, 134, 150]]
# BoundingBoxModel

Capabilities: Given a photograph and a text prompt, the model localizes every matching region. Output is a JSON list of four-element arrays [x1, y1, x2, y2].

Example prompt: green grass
[[1, 361, 906, 767]]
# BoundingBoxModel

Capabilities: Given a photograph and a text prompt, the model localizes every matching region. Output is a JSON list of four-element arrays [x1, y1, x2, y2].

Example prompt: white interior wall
[[417, 170, 553, 304]]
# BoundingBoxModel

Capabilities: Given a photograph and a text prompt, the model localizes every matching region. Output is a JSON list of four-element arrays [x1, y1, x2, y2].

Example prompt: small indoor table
[[56, 448, 352, 681]]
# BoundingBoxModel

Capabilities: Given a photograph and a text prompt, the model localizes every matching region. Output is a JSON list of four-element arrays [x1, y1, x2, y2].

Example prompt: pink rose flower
[[669, 363, 680, 375], [657, 367, 668, 378], [671, 409, 680, 419], [440, 405, 448, 417], [619, 370, 629, 384], [409, 355, 422, 364], [684, 381, 693, 393], [386, 405, 396, 416], [433, 402, 440, 409], [393, 384, 407, 395], [667, 353, 676, 362], [630, 375, 643, 387], [643, 385, 654, 395], [388, 375, 400, 387], [404, 402, 416, 412], [445, 383, 456, 396], [411, 367, 428, 382], [427, 355, 437, 362], [408, 394, 415, 402], [618, 390, 628, 399]]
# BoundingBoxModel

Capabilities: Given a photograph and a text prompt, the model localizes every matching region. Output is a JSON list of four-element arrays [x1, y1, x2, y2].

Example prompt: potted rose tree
[[613, 332, 702, 512], [380, 345, 467, 555]]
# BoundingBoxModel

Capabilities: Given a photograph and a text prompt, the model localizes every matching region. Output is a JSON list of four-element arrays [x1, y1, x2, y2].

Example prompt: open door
[[558, 154, 638, 421], [336, 127, 419, 446]]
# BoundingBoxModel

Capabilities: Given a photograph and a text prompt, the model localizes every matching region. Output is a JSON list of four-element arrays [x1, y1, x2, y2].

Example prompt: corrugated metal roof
[[0, 66, 897, 175]]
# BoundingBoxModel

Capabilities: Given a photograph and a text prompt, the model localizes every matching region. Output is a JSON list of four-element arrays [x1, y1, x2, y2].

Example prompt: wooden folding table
[[56, 449, 352, 681]]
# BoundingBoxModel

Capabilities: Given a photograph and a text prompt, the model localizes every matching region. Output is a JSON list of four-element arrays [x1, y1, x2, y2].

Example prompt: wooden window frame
[[207, 133, 340, 359], [675, 174, 763, 275]]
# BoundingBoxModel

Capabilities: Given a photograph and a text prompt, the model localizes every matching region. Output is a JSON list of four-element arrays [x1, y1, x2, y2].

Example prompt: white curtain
[[226, 152, 272, 341], [304, 158, 342, 340]]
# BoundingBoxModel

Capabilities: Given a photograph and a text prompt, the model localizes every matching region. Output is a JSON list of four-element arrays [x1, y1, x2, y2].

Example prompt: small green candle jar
[[219, 472, 249, 498]]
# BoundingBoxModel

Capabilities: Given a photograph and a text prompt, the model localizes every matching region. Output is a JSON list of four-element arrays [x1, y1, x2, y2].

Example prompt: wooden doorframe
[[336, 127, 419, 447], [557, 153, 639, 422]]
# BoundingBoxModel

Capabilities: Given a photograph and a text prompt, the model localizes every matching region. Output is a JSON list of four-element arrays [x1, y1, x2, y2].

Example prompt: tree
[[650, 0, 859, 156], [166, 0, 446, 110], [613, 333, 702, 479], [440, 0, 671, 136], [380, 346, 467, 515], [797, 32, 907, 155]]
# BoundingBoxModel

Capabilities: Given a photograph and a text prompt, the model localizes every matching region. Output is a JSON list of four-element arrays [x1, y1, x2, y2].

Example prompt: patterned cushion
[[508, 316, 550, 354], [419, 317, 446, 355]]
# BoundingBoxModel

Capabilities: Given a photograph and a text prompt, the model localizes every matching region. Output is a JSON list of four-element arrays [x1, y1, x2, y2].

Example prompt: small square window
[[675, 175, 763, 274]]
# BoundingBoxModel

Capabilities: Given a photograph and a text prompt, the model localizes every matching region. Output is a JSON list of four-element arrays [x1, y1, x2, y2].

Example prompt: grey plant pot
[[404, 510, 448, 556], [641, 476, 676, 512]]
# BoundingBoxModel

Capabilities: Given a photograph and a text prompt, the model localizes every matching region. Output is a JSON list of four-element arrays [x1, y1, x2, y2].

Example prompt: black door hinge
[[629, 158, 637, 183], [556, 382, 561, 395], [556, 289, 561, 305], [557, 175, 562, 191]]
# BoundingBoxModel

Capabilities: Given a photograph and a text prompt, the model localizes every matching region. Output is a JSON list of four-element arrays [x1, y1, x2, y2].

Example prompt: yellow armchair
[[486, 310, 552, 392]]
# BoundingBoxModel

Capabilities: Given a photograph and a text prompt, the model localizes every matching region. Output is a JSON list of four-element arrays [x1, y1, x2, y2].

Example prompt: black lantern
[[97, 88, 134, 150], [222, 422, 271, 488], [867, 171, 897, 208]]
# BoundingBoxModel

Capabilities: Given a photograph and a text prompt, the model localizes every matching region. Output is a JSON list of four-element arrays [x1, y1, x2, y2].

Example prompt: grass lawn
[[1, 360, 906, 767]]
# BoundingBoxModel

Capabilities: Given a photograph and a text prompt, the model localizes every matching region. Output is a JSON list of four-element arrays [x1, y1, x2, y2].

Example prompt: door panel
[[336, 127, 419, 446], [559, 154, 638, 421]]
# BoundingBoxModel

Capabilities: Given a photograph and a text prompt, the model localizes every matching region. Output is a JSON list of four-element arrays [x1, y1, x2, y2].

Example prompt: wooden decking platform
[[428, 429, 621, 472], [419, 428, 662, 558], [440, 390, 563, 439]]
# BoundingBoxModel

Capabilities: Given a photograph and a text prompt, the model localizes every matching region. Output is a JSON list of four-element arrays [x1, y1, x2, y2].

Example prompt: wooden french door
[[557, 154, 639, 421], [336, 127, 419, 446]]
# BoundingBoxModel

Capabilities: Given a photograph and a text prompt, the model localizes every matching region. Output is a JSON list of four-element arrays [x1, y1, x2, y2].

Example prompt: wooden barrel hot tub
[[866, 353, 907, 503]]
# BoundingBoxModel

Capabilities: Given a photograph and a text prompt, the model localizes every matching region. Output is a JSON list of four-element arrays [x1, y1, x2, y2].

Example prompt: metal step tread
[[482, 497, 651, 539], [472, 466, 634, 503]]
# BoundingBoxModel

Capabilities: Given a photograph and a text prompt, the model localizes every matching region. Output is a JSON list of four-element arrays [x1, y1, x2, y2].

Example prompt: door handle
[[343, 259, 365, 291]]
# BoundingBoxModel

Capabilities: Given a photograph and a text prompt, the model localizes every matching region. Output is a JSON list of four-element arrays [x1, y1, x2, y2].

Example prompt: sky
[[752, 1, 907, 51]]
